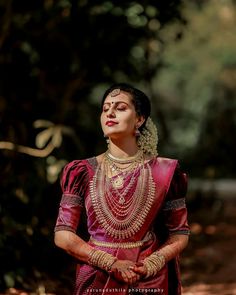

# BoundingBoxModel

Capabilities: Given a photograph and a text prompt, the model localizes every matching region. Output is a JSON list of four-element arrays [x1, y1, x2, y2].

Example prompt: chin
[[106, 132, 123, 139]]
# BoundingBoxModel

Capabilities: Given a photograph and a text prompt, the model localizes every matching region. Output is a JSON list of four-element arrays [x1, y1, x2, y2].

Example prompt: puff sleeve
[[54, 160, 88, 233], [162, 167, 190, 236]]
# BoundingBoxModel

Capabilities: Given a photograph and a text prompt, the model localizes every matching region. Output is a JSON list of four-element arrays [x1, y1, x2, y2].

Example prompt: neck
[[108, 138, 139, 159]]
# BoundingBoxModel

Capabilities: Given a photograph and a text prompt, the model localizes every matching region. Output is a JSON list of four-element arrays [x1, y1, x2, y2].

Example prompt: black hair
[[101, 83, 151, 130]]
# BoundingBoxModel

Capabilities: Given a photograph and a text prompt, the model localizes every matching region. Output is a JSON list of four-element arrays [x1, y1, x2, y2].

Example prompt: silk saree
[[55, 157, 190, 295]]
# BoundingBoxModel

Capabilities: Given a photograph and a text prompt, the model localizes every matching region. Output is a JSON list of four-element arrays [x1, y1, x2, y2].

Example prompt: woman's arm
[[133, 166, 190, 278], [132, 233, 189, 277], [54, 230, 93, 262], [158, 233, 189, 261]]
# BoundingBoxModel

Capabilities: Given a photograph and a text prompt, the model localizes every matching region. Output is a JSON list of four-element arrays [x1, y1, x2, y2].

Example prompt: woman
[[54, 83, 190, 295]]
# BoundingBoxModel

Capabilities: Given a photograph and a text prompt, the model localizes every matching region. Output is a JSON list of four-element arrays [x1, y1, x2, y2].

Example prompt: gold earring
[[135, 126, 141, 137], [106, 138, 110, 148]]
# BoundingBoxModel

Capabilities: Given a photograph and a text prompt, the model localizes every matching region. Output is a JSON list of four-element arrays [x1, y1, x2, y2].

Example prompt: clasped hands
[[109, 259, 147, 285]]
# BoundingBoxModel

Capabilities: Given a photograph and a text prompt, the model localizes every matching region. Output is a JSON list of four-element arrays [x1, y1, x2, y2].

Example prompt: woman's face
[[100, 91, 143, 139]]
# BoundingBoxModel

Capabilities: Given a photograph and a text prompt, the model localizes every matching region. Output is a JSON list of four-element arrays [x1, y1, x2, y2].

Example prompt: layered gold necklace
[[89, 150, 156, 239], [105, 149, 143, 190]]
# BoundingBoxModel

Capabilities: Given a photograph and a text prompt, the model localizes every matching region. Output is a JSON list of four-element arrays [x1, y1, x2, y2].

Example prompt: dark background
[[1, 0, 236, 294]]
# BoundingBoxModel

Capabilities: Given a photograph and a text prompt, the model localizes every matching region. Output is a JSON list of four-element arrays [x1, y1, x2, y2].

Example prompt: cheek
[[124, 114, 136, 127], [100, 114, 107, 131], [100, 114, 104, 126]]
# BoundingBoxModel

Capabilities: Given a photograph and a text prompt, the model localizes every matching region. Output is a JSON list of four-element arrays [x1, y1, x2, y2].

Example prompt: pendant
[[112, 175, 124, 189], [118, 196, 125, 204]]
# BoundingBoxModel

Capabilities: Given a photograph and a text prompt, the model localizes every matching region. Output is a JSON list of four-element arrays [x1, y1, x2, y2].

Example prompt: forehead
[[103, 91, 133, 104]]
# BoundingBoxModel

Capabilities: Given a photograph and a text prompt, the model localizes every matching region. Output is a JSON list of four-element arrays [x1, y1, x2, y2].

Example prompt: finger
[[132, 266, 143, 273], [135, 262, 144, 267], [114, 270, 125, 283], [130, 274, 140, 285], [131, 274, 141, 286], [120, 270, 132, 284], [125, 270, 139, 285], [121, 272, 129, 284], [133, 266, 146, 276]]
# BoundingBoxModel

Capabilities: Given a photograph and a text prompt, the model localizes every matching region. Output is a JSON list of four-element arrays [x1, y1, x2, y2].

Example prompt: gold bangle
[[88, 248, 117, 272], [143, 251, 165, 278]]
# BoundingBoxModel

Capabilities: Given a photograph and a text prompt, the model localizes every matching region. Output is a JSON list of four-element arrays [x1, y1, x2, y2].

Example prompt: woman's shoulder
[[60, 159, 87, 181], [63, 158, 91, 173], [60, 159, 93, 194], [63, 153, 105, 174], [150, 156, 182, 178], [149, 155, 179, 167], [154, 156, 187, 182], [156, 155, 178, 163], [63, 158, 88, 170]]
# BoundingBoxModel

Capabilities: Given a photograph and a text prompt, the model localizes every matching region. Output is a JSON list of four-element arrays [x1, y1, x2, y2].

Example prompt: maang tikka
[[110, 88, 120, 97]]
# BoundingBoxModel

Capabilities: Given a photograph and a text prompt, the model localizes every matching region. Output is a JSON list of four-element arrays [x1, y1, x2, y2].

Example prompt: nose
[[106, 107, 115, 118]]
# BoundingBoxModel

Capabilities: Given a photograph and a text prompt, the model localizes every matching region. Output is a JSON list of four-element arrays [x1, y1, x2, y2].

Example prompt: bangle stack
[[88, 248, 117, 272], [143, 251, 165, 278]]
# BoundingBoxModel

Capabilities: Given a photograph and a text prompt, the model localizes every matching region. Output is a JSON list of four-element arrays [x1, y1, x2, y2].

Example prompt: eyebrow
[[103, 101, 130, 106]]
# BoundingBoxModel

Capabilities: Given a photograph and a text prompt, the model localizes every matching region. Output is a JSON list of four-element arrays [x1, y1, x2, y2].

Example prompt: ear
[[136, 115, 145, 128]]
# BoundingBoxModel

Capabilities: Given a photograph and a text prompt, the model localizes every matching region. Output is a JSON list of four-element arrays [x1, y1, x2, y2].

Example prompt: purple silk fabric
[[55, 157, 190, 295]]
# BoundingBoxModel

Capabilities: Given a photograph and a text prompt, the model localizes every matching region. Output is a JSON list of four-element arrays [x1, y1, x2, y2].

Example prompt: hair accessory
[[137, 117, 158, 157], [110, 89, 120, 97]]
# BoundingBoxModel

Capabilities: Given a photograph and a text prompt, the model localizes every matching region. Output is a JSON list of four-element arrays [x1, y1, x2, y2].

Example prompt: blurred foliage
[[1, 0, 236, 292], [154, 0, 236, 177], [0, 0, 186, 292]]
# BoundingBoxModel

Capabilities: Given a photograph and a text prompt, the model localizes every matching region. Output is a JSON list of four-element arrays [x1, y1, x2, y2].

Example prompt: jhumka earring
[[135, 127, 141, 137], [104, 134, 110, 147]]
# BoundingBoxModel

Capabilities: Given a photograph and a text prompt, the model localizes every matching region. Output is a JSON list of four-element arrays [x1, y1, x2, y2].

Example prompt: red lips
[[105, 120, 118, 126]]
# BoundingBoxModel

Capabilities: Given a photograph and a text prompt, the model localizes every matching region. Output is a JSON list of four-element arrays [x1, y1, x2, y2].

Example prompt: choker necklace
[[105, 149, 143, 189], [106, 149, 142, 164]]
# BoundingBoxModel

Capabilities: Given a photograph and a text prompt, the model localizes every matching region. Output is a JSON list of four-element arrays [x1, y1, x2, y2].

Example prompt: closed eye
[[116, 103, 128, 111], [117, 107, 126, 111], [102, 101, 129, 112]]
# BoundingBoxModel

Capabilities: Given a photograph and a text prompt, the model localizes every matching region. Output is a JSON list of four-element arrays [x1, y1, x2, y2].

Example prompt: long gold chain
[[89, 154, 156, 239], [105, 153, 141, 194], [104, 163, 144, 214]]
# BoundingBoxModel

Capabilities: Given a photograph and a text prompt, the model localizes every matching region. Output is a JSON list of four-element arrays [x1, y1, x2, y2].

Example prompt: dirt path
[[182, 199, 236, 294]]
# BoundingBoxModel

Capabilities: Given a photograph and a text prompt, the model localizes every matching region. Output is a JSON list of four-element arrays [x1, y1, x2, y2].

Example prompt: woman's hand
[[110, 260, 141, 285], [131, 262, 147, 278]]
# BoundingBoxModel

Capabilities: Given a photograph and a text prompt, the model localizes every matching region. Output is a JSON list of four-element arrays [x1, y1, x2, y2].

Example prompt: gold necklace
[[105, 158, 140, 204], [106, 149, 142, 164], [105, 150, 143, 189], [89, 159, 156, 239]]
